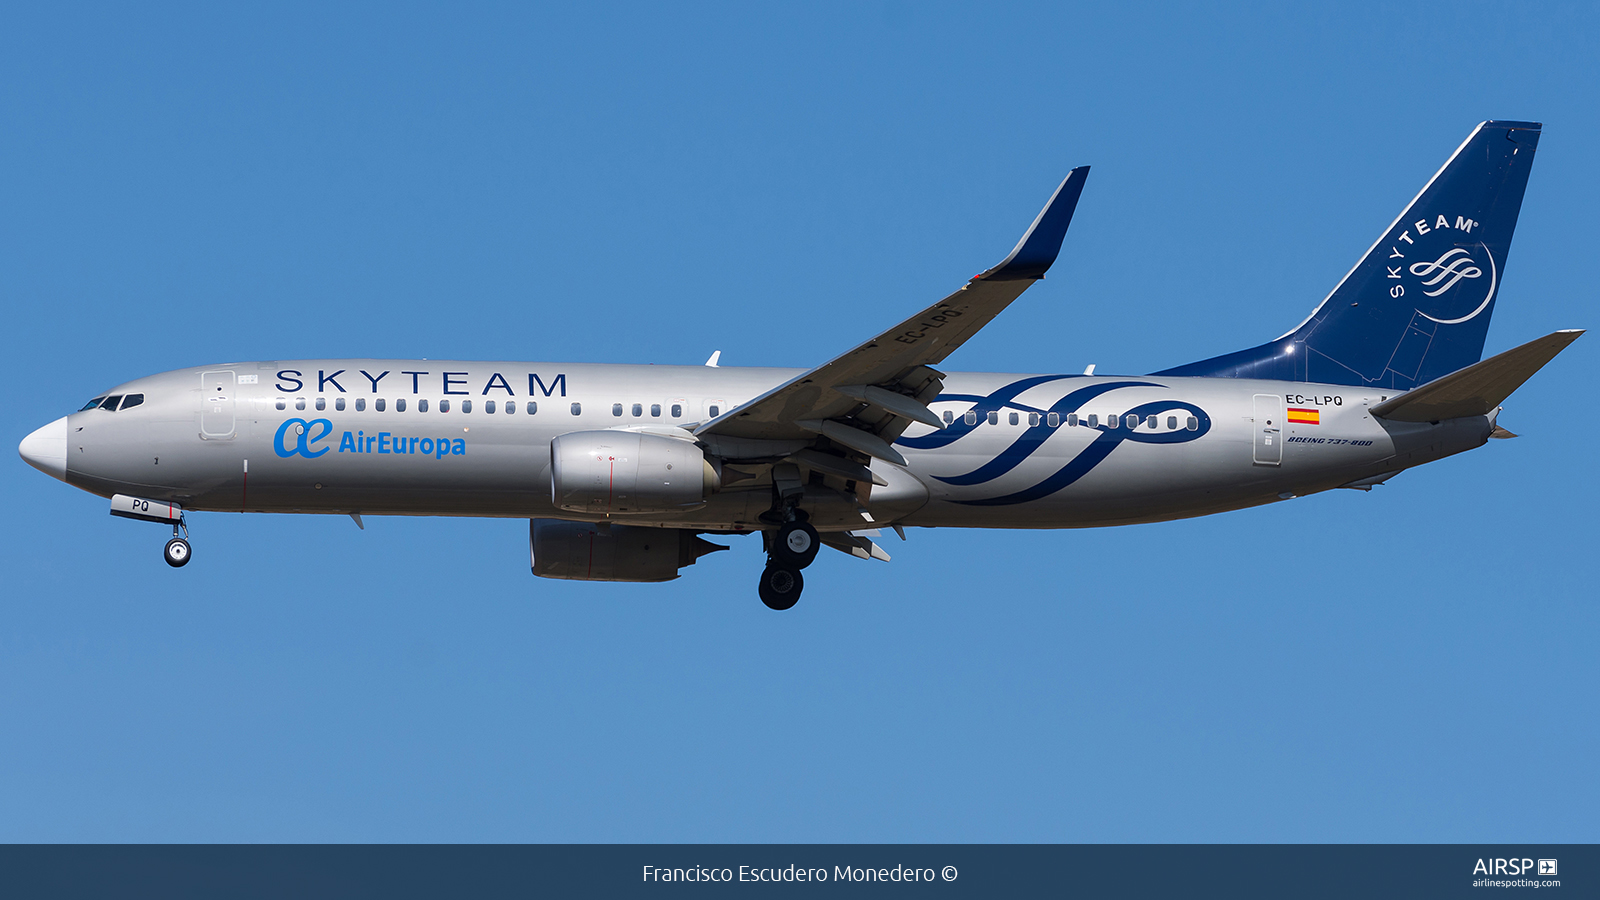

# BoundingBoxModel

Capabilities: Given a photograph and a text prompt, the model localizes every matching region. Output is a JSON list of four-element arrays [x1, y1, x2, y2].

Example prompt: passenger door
[[1252, 393, 1282, 466], [201, 370, 236, 439]]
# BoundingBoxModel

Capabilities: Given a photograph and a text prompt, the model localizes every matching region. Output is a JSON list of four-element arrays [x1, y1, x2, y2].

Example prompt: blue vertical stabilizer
[[1156, 121, 1542, 389]]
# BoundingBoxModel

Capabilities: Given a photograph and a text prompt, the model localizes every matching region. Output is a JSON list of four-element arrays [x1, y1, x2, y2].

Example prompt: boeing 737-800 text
[[19, 120, 1581, 609]]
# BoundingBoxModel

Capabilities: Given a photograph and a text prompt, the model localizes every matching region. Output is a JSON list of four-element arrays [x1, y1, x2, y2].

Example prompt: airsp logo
[[1473, 858, 1549, 877], [1384, 212, 1497, 325]]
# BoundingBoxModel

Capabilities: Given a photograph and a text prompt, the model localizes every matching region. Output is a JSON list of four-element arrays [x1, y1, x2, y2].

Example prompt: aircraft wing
[[695, 166, 1089, 463]]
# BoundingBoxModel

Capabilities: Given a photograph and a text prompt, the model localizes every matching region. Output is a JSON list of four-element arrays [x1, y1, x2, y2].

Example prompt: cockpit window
[[119, 394, 144, 410], [100, 395, 124, 410], [81, 397, 105, 411]]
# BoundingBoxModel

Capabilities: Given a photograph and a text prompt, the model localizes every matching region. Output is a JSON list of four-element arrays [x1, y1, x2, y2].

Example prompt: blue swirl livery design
[[900, 378, 1212, 505]]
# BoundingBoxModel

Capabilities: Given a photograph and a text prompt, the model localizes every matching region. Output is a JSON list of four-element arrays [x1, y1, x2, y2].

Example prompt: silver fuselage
[[47, 360, 1490, 532]]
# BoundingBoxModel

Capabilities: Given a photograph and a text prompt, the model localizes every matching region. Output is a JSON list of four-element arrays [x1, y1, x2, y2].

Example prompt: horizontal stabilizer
[[1370, 329, 1583, 422]]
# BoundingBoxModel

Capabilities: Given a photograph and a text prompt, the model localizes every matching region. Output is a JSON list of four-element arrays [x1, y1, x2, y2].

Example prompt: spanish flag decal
[[1287, 407, 1320, 425]]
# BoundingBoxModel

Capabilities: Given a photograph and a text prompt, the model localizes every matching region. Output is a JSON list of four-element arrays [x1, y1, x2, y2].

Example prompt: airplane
[[18, 120, 1581, 610]]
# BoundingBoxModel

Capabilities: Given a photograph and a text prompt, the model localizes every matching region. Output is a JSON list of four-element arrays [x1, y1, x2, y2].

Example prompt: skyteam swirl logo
[[897, 376, 1211, 506], [1381, 213, 1499, 326], [1409, 248, 1482, 297], [274, 418, 333, 458]]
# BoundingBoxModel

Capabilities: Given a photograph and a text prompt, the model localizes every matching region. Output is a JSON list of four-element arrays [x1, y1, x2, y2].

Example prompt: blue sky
[[2, 3, 1595, 841]]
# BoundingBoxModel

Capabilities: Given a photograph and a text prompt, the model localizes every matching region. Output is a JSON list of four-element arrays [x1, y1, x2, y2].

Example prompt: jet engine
[[529, 519, 727, 582], [550, 431, 721, 514]]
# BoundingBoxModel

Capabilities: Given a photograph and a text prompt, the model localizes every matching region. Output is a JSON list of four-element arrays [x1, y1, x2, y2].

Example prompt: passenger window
[[295, 398, 306, 411], [336, 397, 346, 411], [418, 399, 429, 412], [527, 401, 538, 415], [651, 403, 661, 417], [987, 411, 998, 425], [356, 398, 366, 412], [462, 400, 471, 413], [120, 394, 144, 410], [81, 397, 106, 411], [1167, 415, 1177, 430], [397, 398, 407, 412], [485, 400, 496, 414], [671, 403, 682, 418], [1088, 414, 1099, 427], [437, 399, 448, 413], [1146, 415, 1156, 428], [571, 402, 581, 416], [632, 403, 642, 417], [1009, 412, 1019, 426], [504, 400, 514, 414], [943, 410, 954, 425], [1186, 416, 1199, 431], [964, 411, 978, 425], [1107, 414, 1119, 428], [1066, 413, 1078, 427], [1029, 412, 1040, 426], [1047, 412, 1060, 427], [376, 398, 386, 412], [315, 397, 326, 411], [709, 404, 721, 418], [275, 398, 286, 410], [612, 403, 623, 417]]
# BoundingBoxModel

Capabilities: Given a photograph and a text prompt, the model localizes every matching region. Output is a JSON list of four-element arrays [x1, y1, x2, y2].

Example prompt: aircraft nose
[[19, 416, 69, 482]]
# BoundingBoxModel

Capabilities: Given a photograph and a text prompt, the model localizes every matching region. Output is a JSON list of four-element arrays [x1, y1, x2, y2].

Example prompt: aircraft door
[[201, 370, 236, 439], [1252, 393, 1282, 466]]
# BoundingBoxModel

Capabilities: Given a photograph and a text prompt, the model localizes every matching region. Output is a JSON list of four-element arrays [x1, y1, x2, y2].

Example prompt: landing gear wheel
[[772, 521, 820, 569], [758, 563, 803, 610], [163, 537, 192, 568]]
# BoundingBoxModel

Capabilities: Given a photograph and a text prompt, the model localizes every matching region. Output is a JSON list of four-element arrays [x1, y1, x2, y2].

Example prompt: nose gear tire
[[164, 537, 192, 568]]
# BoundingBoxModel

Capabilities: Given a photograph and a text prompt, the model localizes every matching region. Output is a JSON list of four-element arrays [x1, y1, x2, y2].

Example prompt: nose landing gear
[[109, 495, 194, 568], [163, 520, 192, 568]]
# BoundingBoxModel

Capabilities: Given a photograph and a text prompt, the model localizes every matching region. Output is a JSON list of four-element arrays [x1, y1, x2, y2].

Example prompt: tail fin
[[1158, 120, 1542, 389]]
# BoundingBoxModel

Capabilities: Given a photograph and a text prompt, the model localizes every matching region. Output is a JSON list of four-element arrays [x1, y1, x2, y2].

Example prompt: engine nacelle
[[529, 519, 726, 582], [550, 431, 720, 514]]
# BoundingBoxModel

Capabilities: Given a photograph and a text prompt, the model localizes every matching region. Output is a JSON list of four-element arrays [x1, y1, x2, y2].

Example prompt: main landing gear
[[758, 512, 818, 611], [163, 520, 192, 568]]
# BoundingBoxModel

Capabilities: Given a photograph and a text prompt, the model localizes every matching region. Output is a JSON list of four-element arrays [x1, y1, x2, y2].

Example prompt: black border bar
[[2, 844, 1592, 898]]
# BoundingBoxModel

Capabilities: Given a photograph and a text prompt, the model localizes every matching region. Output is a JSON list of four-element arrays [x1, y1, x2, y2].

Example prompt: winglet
[[978, 166, 1090, 282]]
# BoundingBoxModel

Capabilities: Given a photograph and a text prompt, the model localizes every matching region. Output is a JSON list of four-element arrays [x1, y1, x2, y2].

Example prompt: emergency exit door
[[201, 370, 236, 439], [1252, 393, 1282, 466]]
